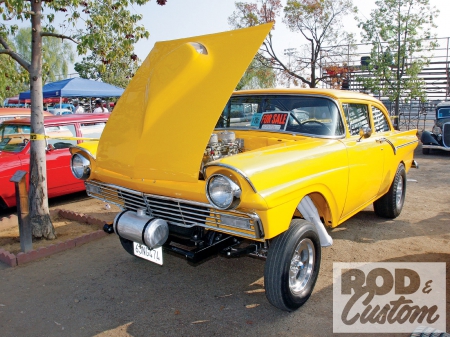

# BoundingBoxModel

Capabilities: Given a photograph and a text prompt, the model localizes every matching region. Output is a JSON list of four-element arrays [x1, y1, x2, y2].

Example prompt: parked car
[[0, 107, 52, 123], [420, 101, 450, 154], [69, 24, 419, 311], [49, 108, 73, 116], [0, 114, 109, 209], [52, 103, 76, 113]]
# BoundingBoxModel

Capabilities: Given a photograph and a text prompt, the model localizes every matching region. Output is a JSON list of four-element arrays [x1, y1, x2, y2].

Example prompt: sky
[[10, 0, 450, 75], [126, 0, 450, 73]]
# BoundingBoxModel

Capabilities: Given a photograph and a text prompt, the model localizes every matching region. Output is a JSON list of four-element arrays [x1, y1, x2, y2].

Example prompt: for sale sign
[[333, 262, 446, 333], [259, 112, 289, 130]]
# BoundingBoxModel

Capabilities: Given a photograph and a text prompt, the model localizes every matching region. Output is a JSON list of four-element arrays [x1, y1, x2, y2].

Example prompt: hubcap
[[395, 177, 404, 209], [289, 238, 315, 295]]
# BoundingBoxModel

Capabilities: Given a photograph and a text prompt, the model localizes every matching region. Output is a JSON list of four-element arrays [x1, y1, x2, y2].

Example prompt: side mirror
[[46, 144, 55, 152], [358, 127, 372, 142]]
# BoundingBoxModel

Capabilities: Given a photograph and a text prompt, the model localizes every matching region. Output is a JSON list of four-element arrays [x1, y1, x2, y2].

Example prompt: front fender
[[421, 131, 440, 146]]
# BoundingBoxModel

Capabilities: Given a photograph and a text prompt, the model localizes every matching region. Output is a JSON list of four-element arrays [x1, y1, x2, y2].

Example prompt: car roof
[[233, 88, 383, 103], [436, 101, 450, 108], [0, 107, 53, 116], [2, 113, 109, 125]]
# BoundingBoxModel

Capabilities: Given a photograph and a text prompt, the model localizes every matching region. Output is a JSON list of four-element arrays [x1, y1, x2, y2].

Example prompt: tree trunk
[[29, 1, 56, 240], [394, 96, 400, 130]]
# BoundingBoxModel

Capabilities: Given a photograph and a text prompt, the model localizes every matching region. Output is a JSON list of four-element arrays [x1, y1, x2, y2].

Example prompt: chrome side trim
[[376, 139, 418, 155], [396, 140, 419, 150], [376, 137, 397, 154], [203, 163, 258, 193]]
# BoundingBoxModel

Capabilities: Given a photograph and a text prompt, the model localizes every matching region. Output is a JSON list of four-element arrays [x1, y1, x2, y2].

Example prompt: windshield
[[437, 107, 450, 119], [0, 124, 31, 152], [216, 95, 345, 137]]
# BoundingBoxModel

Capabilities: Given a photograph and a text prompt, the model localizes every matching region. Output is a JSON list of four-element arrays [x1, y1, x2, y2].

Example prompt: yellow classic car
[[69, 23, 419, 311]]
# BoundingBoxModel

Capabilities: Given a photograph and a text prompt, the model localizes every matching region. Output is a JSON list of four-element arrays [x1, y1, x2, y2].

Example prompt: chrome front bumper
[[85, 180, 264, 239], [421, 144, 450, 151]]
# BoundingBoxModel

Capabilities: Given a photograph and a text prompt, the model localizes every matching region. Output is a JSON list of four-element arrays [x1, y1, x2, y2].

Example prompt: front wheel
[[264, 219, 321, 311], [373, 163, 406, 218], [119, 236, 135, 256]]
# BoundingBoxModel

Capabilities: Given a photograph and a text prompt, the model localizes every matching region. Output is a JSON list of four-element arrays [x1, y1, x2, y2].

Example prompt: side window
[[45, 124, 77, 149], [372, 106, 390, 132], [343, 103, 370, 136], [80, 122, 106, 139]]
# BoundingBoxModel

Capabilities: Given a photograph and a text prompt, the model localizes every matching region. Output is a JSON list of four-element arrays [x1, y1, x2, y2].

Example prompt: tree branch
[[41, 32, 79, 44], [0, 35, 30, 71]]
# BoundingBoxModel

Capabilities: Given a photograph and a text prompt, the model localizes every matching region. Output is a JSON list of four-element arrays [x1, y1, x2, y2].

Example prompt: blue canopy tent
[[19, 78, 124, 100]]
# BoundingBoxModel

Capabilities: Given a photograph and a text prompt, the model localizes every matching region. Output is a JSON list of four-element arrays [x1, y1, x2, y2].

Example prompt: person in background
[[93, 98, 108, 113], [74, 99, 84, 114]]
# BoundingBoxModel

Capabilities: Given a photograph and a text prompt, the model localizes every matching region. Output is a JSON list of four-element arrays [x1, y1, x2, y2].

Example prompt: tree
[[0, 0, 167, 240], [74, 54, 140, 89], [14, 27, 75, 83], [229, 0, 357, 88], [358, 0, 438, 129], [0, 35, 28, 104], [236, 57, 277, 90]]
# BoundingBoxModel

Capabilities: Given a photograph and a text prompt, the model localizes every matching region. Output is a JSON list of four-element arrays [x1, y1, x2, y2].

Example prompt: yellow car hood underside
[[97, 23, 273, 183]]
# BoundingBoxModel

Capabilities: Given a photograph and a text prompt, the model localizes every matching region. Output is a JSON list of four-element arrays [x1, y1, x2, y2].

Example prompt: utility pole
[[284, 48, 296, 88]]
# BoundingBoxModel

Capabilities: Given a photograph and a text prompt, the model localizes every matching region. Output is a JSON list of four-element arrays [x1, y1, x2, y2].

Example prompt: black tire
[[119, 236, 135, 256], [264, 219, 321, 311], [422, 147, 430, 155], [373, 163, 406, 218]]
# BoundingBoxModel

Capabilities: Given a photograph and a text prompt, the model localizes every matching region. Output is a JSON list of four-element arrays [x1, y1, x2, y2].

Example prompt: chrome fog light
[[206, 174, 241, 210], [71, 154, 91, 180]]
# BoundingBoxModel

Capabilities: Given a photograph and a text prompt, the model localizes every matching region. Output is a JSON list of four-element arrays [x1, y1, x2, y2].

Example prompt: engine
[[202, 131, 244, 165]]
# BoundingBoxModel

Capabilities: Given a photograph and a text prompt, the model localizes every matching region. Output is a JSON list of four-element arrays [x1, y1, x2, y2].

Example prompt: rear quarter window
[[80, 122, 106, 139]]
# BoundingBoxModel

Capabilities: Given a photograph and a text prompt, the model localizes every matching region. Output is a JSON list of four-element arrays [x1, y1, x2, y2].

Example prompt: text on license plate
[[133, 242, 163, 265]]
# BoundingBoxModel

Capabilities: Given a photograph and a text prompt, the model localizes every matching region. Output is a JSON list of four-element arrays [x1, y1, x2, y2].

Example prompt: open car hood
[[97, 24, 273, 182]]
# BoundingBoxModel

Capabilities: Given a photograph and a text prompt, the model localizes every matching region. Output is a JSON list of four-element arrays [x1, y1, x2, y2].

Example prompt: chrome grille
[[443, 123, 450, 148], [85, 180, 263, 239]]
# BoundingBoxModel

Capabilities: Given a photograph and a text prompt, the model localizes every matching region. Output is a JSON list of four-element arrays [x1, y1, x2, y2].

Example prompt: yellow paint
[[97, 23, 273, 183]]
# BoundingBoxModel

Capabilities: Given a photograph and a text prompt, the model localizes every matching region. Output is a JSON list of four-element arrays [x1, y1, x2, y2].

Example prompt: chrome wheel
[[289, 238, 315, 295], [395, 176, 404, 209]]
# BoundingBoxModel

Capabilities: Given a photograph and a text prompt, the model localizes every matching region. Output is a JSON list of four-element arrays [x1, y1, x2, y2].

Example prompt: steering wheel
[[300, 120, 332, 134]]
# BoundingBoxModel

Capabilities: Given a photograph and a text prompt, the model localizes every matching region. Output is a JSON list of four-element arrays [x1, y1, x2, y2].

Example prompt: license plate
[[133, 242, 163, 265]]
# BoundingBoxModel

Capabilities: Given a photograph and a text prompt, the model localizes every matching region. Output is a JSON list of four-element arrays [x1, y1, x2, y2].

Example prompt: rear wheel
[[264, 219, 321, 311], [373, 163, 406, 218]]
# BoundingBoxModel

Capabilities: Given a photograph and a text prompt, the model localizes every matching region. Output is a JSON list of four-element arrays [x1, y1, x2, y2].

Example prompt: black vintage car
[[421, 101, 450, 154]]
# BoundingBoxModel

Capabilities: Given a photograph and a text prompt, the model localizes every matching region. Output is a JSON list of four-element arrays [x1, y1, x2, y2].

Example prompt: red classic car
[[0, 114, 109, 209]]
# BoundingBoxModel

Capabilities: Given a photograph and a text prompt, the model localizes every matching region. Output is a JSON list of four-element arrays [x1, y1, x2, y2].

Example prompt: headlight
[[432, 125, 442, 136], [71, 154, 91, 180], [206, 174, 241, 210]]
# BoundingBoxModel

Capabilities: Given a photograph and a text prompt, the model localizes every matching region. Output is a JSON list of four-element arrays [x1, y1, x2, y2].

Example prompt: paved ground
[[0, 145, 449, 337]]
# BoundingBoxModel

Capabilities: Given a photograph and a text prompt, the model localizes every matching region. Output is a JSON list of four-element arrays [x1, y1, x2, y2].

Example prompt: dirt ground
[[0, 144, 449, 336], [0, 198, 121, 255]]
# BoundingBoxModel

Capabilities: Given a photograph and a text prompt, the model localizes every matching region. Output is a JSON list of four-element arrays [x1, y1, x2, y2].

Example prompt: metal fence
[[320, 37, 449, 131]]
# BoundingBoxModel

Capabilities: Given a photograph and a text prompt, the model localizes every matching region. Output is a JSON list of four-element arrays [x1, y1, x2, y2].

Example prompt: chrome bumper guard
[[85, 180, 264, 239]]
